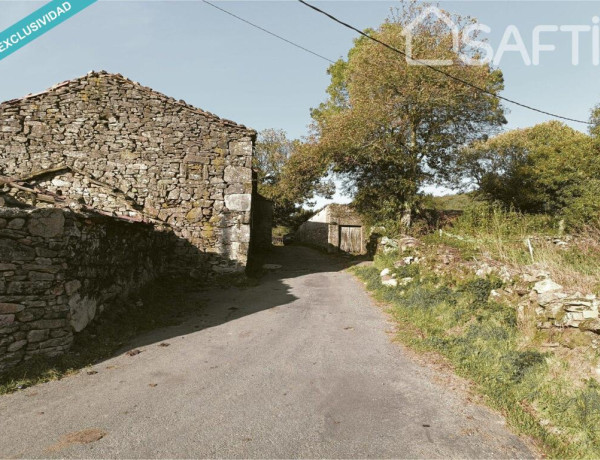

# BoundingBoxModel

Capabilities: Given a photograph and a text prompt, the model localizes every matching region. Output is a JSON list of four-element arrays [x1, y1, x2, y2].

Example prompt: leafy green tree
[[277, 138, 335, 208], [459, 121, 600, 227], [310, 2, 506, 226], [254, 129, 293, 197], [254, 129, 334, 228], [590, 105, 600, 138]]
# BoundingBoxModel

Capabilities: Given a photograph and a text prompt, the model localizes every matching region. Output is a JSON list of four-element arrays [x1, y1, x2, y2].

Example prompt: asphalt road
[[0, 245, 534, 459]]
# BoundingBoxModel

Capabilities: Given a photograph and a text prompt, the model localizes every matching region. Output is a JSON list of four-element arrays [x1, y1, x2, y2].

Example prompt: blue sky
[[1, 1, 599, 203]]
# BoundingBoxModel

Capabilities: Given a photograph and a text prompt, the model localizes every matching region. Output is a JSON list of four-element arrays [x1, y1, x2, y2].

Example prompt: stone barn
[[0, 71, 256, 270], [295, 204, 367, 254], [0, 71, 263, 371]]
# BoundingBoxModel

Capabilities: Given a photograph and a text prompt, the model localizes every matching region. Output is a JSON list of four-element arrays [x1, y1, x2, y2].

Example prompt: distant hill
[[425, 193, 475, 212]]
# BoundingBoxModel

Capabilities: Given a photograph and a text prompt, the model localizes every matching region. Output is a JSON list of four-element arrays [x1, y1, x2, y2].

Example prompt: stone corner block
[[224, 194, 251, 212]]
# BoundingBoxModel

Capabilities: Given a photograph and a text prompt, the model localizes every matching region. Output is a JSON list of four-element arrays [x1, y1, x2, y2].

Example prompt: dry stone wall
[[0, 71, 258, 372], [0, 207, 180, 372], [0, 71, 256, 273]]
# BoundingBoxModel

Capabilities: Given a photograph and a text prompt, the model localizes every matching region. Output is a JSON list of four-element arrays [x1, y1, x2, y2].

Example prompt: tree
[[458, 121, 600, 227], [254, 129, 334, 228], [590, 105, 600, 138], [277, 138, 335, 207], [254, 129, 293, 197], [310, 1, 506, 226]]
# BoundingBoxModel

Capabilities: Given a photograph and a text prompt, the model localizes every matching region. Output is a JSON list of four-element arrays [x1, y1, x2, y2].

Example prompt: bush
[[451, 201, 554, 238], [459, 121, 600, 228]]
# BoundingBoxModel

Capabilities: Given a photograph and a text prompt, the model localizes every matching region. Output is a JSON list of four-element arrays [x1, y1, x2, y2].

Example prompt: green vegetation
[[272, 226, 291, 238], [431, 202, 600, 293], [423, 193, 475, 212], [254, 128, 333, 229], [457, 121, 600, 228], [302, 2, 506, 225], [353, 253, 600, 458]]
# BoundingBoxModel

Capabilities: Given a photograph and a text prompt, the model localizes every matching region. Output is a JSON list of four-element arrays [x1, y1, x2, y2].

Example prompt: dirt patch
[[46, 428, 107, 452]]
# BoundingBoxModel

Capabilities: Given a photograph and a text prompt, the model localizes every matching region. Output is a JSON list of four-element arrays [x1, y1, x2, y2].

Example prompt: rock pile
[[530, 279, 600, 331], [379, 235, 420, 254]]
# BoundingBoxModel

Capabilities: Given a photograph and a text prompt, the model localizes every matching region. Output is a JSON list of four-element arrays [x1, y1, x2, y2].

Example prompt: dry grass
[[429, 204, 600, 294]]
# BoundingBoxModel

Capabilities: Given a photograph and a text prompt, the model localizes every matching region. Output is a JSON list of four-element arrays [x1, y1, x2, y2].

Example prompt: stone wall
[[295, 204, 366, 254], [0, 71, 256, 273], [528, 279, 600, 333], [295, 207, 330, 251], [0, 207, 181, 372]]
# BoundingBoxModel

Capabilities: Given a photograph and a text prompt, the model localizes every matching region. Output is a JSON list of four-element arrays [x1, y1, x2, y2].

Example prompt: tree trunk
[[400, 123, 419, 229], [400, 200, 412, 228]]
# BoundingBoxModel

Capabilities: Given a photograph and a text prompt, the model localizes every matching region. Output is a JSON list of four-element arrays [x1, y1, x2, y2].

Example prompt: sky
[[1, 1, 599, 205]]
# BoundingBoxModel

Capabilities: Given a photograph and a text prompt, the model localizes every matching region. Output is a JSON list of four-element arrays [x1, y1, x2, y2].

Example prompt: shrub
[[458, 121, 600, 228]]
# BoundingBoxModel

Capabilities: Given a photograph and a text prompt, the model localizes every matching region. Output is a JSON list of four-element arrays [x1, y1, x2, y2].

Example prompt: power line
[[298, 0, 593, 126], [201, 0, 335, 64]]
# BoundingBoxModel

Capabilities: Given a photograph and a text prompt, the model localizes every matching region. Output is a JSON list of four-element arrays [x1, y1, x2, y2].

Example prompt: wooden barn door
[[339, 226, 362, 254]]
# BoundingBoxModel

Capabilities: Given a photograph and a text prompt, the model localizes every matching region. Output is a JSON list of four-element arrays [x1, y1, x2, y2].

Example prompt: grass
[[272, 226, 291, 238], [0, 273, 254, 395], [425, 202, 600, 294], [353, 254, 600, 458], [424, 192, 476, 212]]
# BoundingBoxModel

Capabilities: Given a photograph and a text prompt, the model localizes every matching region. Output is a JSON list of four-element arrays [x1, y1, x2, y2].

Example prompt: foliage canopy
[[254, 129, 334, 228], [308, 2, 506, 224], [458, 121, 600, 227]]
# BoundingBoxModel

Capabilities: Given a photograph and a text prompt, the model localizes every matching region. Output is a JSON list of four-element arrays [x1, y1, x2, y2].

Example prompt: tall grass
[[450, 202, 553, 239], [428, 202, 600, 293]]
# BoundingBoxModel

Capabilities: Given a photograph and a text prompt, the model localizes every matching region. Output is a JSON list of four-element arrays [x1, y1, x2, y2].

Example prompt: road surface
[[0, 245, 533, 458]]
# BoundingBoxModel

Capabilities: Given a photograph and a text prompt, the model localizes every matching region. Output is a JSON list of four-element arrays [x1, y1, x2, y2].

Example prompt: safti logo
[[402, 6, 600, 67], [402, 7, 461, 66]]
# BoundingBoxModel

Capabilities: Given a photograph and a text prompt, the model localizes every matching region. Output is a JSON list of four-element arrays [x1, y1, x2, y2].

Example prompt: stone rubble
[[381, 277, 398, 287], [376, 234, 600, 336]]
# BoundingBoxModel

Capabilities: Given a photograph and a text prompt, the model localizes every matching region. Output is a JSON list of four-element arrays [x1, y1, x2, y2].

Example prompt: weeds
[[353, 253, 600, 458], [423, 202, 600, 293]]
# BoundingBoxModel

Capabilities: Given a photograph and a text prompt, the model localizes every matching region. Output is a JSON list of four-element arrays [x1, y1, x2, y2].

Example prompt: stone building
[[295, 204, 367, 254], [0, 71, 264, 371], [0, 71, 256, 271]]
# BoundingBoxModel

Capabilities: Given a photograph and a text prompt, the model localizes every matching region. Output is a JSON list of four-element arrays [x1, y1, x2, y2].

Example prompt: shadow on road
[[0, 244, 369, 392], [124, 244, 369, 351]]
